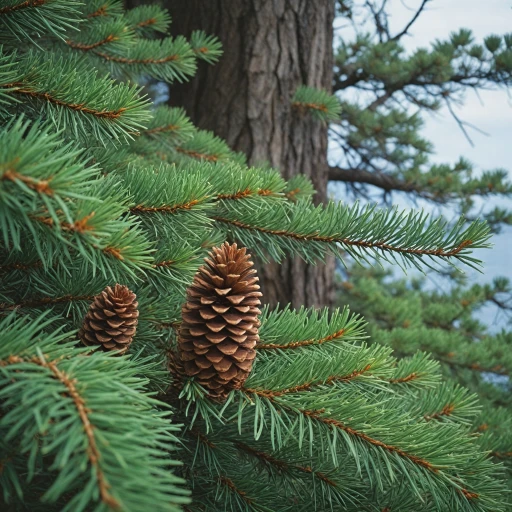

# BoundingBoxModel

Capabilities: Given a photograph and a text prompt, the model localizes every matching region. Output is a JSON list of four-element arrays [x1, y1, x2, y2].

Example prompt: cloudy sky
[[387, 0, 512, 288], [390, 0, 510, 172], [330, 1, 512, 326]]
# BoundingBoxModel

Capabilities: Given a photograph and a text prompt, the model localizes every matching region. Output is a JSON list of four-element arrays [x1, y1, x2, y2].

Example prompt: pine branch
[[2, 169, 153, 279], [256, 305, 367, 350], [91, 36, 197, 83], [473, 405, 512, 471], [181, 424, 369, 511], [407, 382, 480, 425], [65, 18, 134, 53], [141, 106, 195, 145], [283, 174, 315, 202], [176, 304, 504, 509], [388, 352, 441, 389], [0, 51, 151, 143], [7, 353, 119, 507], [212, 199, 491, 271], [123, 160, 286, 236], [175, 130, 240, 163], [124, 4, 171, 37], [189, 31, 223, 65], [379, 328, 512, 379], [235, 390, 503, 510], [0, 0, 82, 42], [82, 0, 123, 19], [0, 118, 101, 253], [292, 85, 341, 122], [0, 313, 189, 511]]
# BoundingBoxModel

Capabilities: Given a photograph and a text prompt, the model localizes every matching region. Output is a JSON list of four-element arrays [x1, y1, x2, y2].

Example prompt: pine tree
[[0, 2, 509, 511], [165, 0, 337, 308], [163, 0, 512, 308], [329, 0, 512, 499], [330, 0, 512, 230]]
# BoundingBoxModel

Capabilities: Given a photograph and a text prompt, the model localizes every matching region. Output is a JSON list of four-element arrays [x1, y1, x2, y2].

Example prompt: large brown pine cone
[[178, 242, 262, 399], [79, 284, 138, 354]]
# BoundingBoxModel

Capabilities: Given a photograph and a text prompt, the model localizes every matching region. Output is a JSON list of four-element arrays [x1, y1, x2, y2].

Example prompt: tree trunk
[[168, 0, 335, 308]]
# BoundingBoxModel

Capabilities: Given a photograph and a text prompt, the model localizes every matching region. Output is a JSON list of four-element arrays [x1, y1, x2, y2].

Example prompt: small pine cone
[[79, 284, 138, 354], [178, 242, 262, 399]]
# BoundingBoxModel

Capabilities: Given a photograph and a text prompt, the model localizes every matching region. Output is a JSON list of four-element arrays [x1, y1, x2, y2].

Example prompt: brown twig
[[67, 35, 117, 51], [144, 124, 179, 135], [130, 198, 203, 214], [424, 404, 455, 422], [92, 51, 179, 65], [176, 147, 219, 161], [292, 101, 328, 113], [217, 188, 275, 200], [137, 18, 156, 27], [0, 0, 45, 14], [236, 442, 337, 487], [1, 83, 127, 119], [218, 476, 253, 505], [389, 372, 419, 384], [87, 4, 108, 18], [301, 408, 438, 473], [2, 168, 53, 195]]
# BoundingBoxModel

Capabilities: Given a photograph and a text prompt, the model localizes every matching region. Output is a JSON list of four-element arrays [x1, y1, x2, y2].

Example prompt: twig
[[391, 0, 430, 41]]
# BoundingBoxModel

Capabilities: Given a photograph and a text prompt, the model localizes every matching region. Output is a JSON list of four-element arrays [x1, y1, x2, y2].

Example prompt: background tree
[[330, 0, 512, 493], [330, 0, 512, 228], [0, 1, 511, 511], [164, 0, 337, 308]]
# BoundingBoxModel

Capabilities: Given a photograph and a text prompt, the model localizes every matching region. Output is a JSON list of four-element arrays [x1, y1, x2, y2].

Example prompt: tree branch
[[328, 165, 423, 195], [390, 0, 431, 41]]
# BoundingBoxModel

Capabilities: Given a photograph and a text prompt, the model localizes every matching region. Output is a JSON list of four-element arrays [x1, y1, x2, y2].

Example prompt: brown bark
[[166, 0, 335, 308]]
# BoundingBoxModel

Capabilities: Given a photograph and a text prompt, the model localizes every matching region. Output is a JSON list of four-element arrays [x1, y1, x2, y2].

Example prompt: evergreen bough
[[0, 1, 508, 511]]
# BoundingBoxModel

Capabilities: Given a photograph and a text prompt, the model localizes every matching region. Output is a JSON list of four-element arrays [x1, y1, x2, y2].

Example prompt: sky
[[386, 0, 512, 282], [333, 0, 512, 326]]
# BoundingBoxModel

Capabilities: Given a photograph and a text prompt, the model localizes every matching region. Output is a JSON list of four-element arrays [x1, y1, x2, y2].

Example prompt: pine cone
[[79, 284, 138, 354], [178, 242, 262, 399]]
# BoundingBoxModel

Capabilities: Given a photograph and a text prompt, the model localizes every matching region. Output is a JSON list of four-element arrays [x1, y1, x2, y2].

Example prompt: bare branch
[[366, 0, 390, 42], [328, 165, 425, 196], [444, 98, 475, 147], [391, 0, 431, 41]]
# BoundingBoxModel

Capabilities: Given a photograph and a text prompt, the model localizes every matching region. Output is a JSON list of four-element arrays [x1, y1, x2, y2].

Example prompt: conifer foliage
[[331, 0, 512, 502], [0, 1, 509, 511]]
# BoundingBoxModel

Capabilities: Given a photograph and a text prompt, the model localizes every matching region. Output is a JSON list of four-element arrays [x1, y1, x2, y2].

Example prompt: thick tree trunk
[[168, 0, 335, 308]]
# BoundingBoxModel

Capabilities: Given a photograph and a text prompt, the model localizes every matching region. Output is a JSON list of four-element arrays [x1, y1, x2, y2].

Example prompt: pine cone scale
[[205, 332, 228, 343], [212, 305, 230, 313], [216, 340, 239, 354]]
